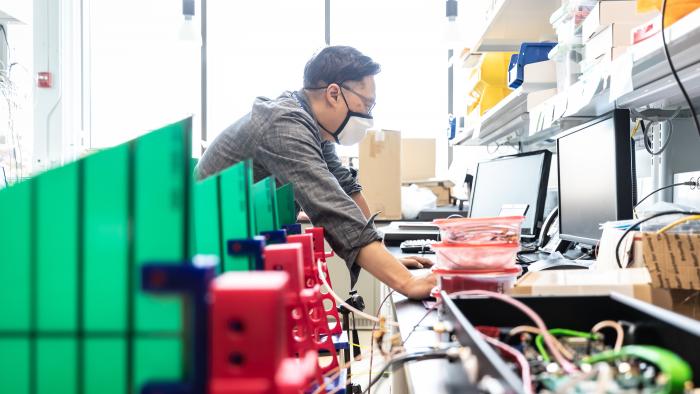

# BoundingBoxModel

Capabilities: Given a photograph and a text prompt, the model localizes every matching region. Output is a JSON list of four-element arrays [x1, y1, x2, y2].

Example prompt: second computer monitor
[[557, 109, 634, 246], [469, 150, 552, 238]]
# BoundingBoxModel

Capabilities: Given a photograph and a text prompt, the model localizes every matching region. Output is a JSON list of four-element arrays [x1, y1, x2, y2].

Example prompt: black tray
[[441, 291, 700, 393]]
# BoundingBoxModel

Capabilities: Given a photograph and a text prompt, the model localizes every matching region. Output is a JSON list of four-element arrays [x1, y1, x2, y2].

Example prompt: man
[[196, 46, 435, 299]]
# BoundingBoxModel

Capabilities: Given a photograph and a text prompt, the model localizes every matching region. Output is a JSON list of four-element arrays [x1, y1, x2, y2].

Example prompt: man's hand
[[398, 256, 434, 269], [356, 242, 437, 300], [396, 273, 437, 300]]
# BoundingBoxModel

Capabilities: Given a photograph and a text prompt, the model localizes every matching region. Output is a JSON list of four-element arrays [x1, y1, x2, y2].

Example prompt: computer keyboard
[[400, 239, 437, 254]]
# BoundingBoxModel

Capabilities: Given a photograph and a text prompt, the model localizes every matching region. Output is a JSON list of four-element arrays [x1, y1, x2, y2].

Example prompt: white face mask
[[335, 115, 374, 146], [320, 87, 375, 146]]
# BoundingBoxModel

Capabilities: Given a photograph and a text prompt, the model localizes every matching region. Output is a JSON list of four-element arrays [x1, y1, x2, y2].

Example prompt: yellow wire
[[656, 215, 700, 234], [631, 119, 642, 138]]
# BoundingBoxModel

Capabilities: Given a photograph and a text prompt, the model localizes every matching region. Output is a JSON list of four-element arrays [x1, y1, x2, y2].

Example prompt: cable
[[636, 181, 696, 209], [481, 334, 534, 394], [656, 215, 700, 234], [615, 210, 700, 268], [368, 289, 394, 394], [448, 290, 578, 373], [508, 326, 575, 360], [642, 120, 673, 155], [401, 305, 437, 346], [317, 259, 400, 328], [360, 350, 452, 394], [534, 329, 600, 362], [661, 0, 700, 140], [591, 320, 624, 352]]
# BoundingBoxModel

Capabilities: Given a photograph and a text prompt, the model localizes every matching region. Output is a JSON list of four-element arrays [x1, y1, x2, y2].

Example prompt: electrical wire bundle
[[444, 291, 696, 394]]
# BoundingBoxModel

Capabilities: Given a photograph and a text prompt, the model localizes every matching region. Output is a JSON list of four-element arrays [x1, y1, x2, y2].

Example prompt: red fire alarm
[[37, 72, 52, 88]]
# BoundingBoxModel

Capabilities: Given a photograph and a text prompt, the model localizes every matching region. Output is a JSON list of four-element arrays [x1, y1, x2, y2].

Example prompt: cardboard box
[[401, 138, 436, 182], [582, 0, 656, 41], [584, 23, 635, 62], [509, 267, 658, 303], [359, 130, 402, 220], [642, 232, 700, 290]]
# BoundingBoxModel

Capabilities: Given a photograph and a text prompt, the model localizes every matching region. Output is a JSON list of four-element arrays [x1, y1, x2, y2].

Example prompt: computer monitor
[[557, 109, 633, 246], [469, 150, 552, 238]]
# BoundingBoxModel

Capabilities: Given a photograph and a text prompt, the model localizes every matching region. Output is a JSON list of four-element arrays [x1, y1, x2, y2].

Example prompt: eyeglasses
[[306, 83, 376, 115], [340, 84, 376, 115]]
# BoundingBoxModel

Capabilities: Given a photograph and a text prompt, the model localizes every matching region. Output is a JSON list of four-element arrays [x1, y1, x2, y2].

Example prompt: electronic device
[[469, 150, 552, 239], [399, 239, 437, 254], [557, 109, 634, 246], [526, 258, 591, 272], [380, 221, 440, 245]]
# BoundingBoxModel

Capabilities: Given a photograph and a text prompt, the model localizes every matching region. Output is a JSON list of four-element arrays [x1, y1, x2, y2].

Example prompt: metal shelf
[[468, 0, 559, 53], [452, 7, 700, 149]]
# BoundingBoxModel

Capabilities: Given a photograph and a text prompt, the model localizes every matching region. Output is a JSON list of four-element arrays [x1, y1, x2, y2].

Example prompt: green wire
[[583, 345, 692, 394], [534, 328, 601, 363]]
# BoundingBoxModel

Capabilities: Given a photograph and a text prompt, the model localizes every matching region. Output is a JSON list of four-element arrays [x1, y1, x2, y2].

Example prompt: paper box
[[642, 232, 700, 290], [581, 47, 628, 74], [584, 23, 635, 62], [359, 130, 402, 220], [582, 0, 656, 41], [401, 138, 436, 182], [509, 267, 658, 303]]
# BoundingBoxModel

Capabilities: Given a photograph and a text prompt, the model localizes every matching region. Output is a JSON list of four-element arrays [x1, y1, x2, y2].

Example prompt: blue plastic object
[[508, 42, 557, 89], [227, 236, 266, 270], [140, 260, 217, 394]]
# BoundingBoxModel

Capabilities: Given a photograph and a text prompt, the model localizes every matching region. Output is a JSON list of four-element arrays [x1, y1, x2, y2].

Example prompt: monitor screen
[[557, 110, 633, 245], [469, 151, 551, 237]]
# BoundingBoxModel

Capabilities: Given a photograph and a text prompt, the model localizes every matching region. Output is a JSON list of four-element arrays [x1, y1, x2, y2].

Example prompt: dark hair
[[303, 46, 381, 89]]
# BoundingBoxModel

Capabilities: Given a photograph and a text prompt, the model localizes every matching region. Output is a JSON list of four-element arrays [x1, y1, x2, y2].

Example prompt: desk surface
[[386, 247, 453, 394]]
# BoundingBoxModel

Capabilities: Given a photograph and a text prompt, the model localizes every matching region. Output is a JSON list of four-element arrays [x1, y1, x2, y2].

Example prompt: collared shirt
[[195, 91, 380, 286]]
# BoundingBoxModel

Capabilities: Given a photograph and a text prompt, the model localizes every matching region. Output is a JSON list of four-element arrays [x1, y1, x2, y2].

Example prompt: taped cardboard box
[[641, 232, 700, 290], [359, 130, 402, 220]]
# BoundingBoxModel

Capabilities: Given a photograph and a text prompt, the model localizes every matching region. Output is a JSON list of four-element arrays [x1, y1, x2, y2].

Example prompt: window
[[206, 0, 324, 141], [87, 0, 201, 148], [331, 0, 447, 139]]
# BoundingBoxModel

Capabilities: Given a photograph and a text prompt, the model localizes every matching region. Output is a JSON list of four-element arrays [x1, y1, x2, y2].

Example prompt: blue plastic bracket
[[139, 258, 218, 394], [282, 223, 302, 235], [227, 236, 266, 270], [260, 229, 287, 245]]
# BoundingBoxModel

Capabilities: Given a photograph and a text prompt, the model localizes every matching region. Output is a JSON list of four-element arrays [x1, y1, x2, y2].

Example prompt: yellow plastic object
[[467, 81, 512, 116], [637, 0, 700, 26], [465, 52, 516, 116], [477, 52, 515, 85]]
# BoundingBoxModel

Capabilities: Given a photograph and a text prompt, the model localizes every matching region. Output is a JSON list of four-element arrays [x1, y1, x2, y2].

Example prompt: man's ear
[[325, 83, 341, 105]]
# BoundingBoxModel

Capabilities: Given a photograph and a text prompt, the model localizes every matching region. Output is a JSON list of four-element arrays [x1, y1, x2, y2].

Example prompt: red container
[[431, 242, 519, 271], [432, 216, 525, 245], [431, 267, 522, 297]]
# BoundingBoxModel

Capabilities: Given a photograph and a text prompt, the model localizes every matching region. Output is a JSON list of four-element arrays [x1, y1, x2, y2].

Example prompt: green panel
[[253, 177, 279, 234], [134, 338, 182, 392], [0, 181, 32, 331], [0, 338, 30, 394], [276, 183, 296, 227], [134, 119, 191, 332], [193, 175, 221, 265], [37, 338, 77, 394], [219, 160, 254, 271], [84, 338, 126, 394], [84, 145, 129, 332], [36, 163, 79, 331]]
